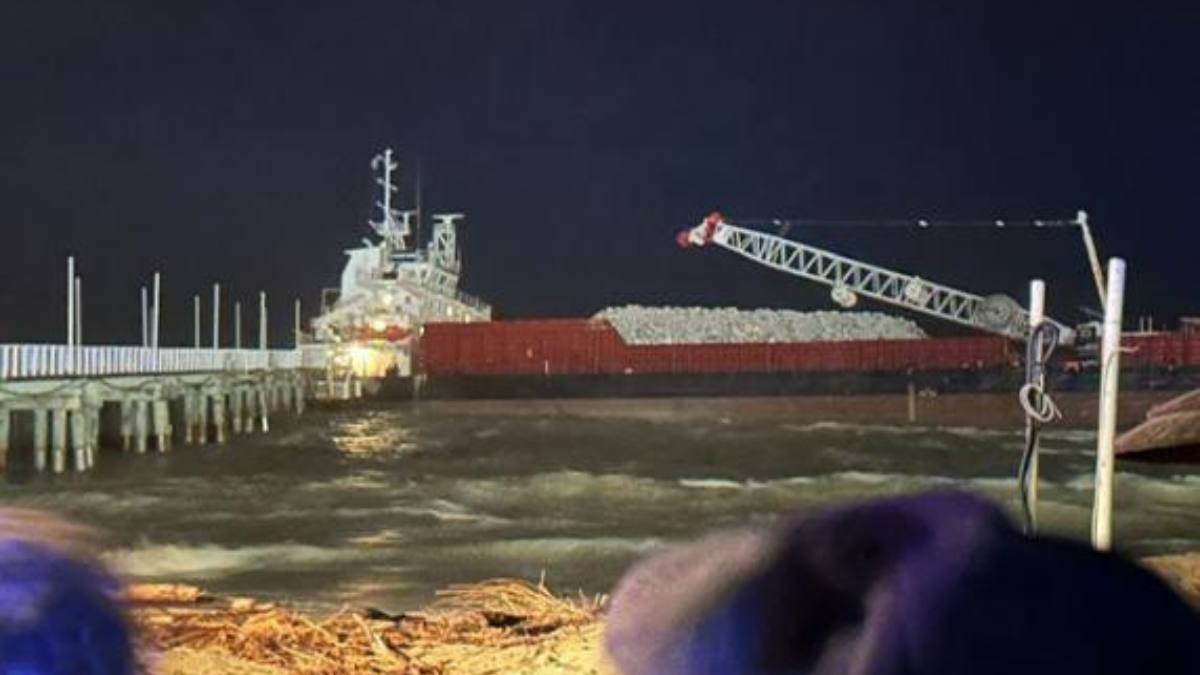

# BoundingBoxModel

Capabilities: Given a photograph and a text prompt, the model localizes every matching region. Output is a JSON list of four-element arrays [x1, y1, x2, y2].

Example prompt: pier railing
[[0, 345, 318, 381]]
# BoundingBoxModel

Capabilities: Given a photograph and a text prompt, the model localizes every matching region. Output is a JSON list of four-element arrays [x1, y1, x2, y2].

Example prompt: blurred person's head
[[0, 509, 134, 675], [607, 491, 1200, 675]]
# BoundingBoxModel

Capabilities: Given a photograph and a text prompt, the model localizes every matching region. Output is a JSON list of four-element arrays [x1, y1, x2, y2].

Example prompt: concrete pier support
[[120, 400, 134, 451], [182, 394, 196, 445], [85, 406, 100, 469], [153, 399, 171, 452], [32, 409, 48, 474], [196, 393, 209, 444], [294, 383, 306, 414], [231, 389, 245, 434], [257, 387, 270, 432], [70, 409, 86, 471], [0, 407, 9, 471], [133, 400, 149, 454], [212, 393, 227, 444], [50, 407, 67, 474]]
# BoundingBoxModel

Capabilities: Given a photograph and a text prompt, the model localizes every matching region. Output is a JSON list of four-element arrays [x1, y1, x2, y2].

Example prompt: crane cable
[[1017, 322, 1063, 534]]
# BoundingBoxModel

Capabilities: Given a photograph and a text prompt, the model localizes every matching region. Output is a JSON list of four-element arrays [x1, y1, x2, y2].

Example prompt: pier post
[[295, 381, 305, 414], [212, 392, 227, 444], [120, 400, 134, 451], [0, 407, 9, 471], [230, 388, 244, 434], [153, 399, 171, 451], [196, 393, 210, 444], [51, 406, 67, 474], [906, 381, 917, 424], [33, 409, 48, 473], [257, 386, 270, 433], [70, 408, 86, 471], [182, 394, 195, 445], [133, 400, 148, 454], [86, 406, 100, 469]]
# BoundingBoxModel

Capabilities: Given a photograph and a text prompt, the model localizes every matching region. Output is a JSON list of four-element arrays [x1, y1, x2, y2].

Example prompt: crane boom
[[679, 212, 1079, 346]]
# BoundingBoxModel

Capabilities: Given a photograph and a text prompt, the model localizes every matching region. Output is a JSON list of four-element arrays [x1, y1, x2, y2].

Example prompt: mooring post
[[50, 406, 68, 474], [133, 400, 148, 454], [1025, 280, 1047, 531], [33, 409, 48, 474], [153, 398, 171, 451], [1092, 258, 1127, 552], [295, 381, 306, 414]]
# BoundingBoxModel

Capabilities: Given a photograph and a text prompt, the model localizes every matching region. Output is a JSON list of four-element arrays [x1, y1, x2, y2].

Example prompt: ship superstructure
[[313, 149, 490, 380]]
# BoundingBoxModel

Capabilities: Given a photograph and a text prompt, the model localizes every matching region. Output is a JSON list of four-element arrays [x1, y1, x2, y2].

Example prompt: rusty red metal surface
[[417, 319, 1035, 377]]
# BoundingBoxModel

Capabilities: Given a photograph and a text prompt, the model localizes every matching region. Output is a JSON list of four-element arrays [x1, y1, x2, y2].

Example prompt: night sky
[[1, 1, 1197, 345]]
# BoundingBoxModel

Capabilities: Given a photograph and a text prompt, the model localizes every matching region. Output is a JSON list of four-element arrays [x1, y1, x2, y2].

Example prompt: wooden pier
[[0, 345, 323, 475]]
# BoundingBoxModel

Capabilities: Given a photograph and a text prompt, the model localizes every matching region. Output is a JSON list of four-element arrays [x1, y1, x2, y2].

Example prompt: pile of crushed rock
[[594, 306, 926, 345]]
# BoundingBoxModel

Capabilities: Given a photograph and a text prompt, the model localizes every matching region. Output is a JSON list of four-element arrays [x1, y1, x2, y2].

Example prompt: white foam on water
[[105, 542, 374, 580], [445, 536, 666, 562]]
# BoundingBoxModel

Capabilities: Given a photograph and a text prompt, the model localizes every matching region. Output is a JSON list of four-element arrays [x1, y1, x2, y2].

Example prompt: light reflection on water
[[0, 404, 1196, 612]]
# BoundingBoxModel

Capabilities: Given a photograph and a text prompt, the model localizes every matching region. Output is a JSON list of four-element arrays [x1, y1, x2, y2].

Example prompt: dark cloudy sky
[[1, 1, 1197, 344]]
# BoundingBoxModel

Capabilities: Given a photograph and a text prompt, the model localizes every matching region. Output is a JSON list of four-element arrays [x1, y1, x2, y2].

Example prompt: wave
[[443, 536, 665, 562], [105, 542, 374, 579]]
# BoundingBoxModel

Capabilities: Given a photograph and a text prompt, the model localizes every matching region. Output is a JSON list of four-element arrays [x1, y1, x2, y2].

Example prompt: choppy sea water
[[1, 404, 1197, 612]]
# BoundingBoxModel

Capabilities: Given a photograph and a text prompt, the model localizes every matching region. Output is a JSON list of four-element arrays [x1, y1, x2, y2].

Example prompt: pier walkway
[[0, 344, 325, 476]]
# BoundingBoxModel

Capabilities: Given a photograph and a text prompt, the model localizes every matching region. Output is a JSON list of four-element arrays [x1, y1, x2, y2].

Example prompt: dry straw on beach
[[137, 579, 613, 675]]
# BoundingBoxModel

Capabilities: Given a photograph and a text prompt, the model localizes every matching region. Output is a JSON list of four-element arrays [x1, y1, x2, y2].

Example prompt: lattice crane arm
[[678, 212, 1080, 346]]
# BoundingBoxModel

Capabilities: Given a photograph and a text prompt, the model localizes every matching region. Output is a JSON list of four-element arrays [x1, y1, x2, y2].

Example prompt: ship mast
[[369, 148, 410, 253]]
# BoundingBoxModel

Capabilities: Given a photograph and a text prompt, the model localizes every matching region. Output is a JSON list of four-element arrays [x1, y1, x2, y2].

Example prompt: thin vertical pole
[[193, 295, 201, 348], [141, 286, 149, 347], [1092, 258, 1126, 551], [74, 276, 82, 346], [293, 298, 302, 348], [235, 301, 242, 350], [1025, 280, 1046, 531], [152, 272, 161, 350], [67, 256, 75, 348], [259, 292, 267, 350], [212, 283, 221, 350]]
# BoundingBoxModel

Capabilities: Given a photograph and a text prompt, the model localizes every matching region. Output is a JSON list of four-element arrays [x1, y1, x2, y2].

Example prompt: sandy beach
[[140, 554, 1199, 675]]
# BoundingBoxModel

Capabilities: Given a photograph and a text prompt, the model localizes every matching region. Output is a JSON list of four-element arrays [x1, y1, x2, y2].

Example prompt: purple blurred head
[[606, 491, 1200, 675], [0, 509, 135, 675]]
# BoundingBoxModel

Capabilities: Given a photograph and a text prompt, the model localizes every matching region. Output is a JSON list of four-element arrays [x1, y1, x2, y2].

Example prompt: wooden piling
[[183, 394, 196, 445], [86, 406, 100, 469]]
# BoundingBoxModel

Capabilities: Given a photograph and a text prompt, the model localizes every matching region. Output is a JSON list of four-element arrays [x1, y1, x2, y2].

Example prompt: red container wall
[[418, 320, 1030, 377], [419, 321, 1200, 376]]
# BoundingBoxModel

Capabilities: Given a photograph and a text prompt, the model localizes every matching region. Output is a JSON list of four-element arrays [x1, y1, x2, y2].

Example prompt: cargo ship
[[315, 169, 1199, 426]]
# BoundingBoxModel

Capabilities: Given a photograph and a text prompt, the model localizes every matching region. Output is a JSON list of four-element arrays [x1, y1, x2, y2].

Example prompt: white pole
[[67, 257, 75, 348], [74, 276, 82, 346], [259, 291, 267, 351], [235, 301, 242, 350], [212, 283, 221, 350], [1025, 279, 1045, 529], [152, 272, 161, 350], [294, 298, 302, 348], [1092, 258, 1126, 551], [141, 286, 149, 347], [193, 295, 201, 348]]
